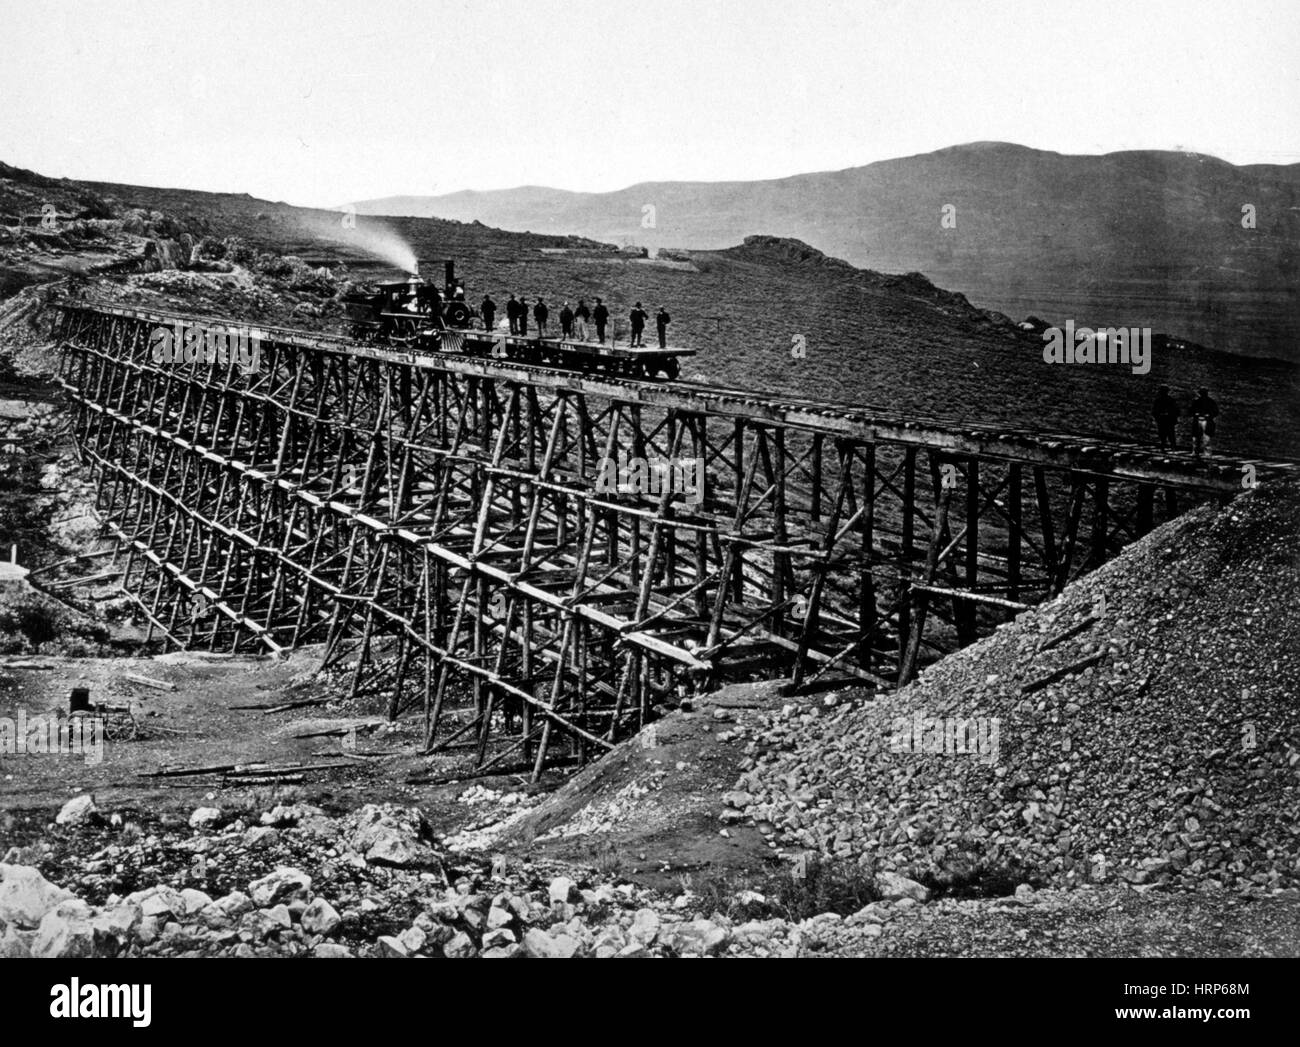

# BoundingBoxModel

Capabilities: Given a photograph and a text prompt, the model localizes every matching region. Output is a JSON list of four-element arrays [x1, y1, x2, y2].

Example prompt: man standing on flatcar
[[559, 301, 575, 340], [534, 298, 549, 337], [574, 299, 591, 340], [1151, 384, 1178, 449], [506, 295, 519, 335], [656, 306, 671, 349], [629, 302, 648, 347], [518, 295, 528, 336], [593, 298, 609, 343], [481, 294, 497, 333]]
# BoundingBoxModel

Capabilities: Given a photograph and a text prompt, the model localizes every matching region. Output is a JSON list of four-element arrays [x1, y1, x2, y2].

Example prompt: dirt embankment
[[506, 481, 1300, 904]]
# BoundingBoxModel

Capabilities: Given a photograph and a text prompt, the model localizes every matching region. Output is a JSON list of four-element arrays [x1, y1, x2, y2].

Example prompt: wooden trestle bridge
[[53, 300, 1293, 778]]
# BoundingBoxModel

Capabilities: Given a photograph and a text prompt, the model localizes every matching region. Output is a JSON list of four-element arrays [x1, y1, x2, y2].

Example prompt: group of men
[[1152, 385, 1220, 456], [479, 295, 673, 348]]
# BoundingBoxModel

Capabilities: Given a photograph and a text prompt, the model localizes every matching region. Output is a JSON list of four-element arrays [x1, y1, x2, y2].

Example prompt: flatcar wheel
[[665, 358, 680, 381]]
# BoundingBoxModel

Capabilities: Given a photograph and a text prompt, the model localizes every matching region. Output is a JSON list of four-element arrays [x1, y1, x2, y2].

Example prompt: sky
[[3, 0, 1299, 207]]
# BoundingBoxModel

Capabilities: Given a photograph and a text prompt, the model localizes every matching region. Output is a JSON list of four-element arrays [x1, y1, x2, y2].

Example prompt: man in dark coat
[[533, 298, 549, 337], [655, 306, 671, 349], [593, 298, 609, 343], [629, 302, 647, 347], [1151, 385, 1179, 449], [505, 295, 519, 335], [559, 301, 575, 339], [481, 295, 497, 333]]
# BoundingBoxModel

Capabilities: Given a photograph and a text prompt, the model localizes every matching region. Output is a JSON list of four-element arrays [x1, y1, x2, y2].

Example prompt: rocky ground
[[1, 161, 1298, 959], [4, 792, 1296, 958], [721, 481, 1300, 900], [0, 395, 1295, 957]]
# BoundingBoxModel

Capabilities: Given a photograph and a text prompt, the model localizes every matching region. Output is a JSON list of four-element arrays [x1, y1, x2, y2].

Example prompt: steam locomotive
[[342, 260, 472, 343], [341, 260, 692, 381]]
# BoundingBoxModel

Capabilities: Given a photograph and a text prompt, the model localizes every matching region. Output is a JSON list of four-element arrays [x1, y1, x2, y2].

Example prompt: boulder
[[300, 898, 341, 936], [0, 864, 74, 928], [443, 931, 477, 958], [399, 926, 427, 954], [666, 918, 731, 957], [213, 891, 253, 920], [55, 795, 97, 826], [376, 935, 408, 958], [32, 899, 98, 958], [248, 867, 311, 907], [128, 885, 185, 921], [242, 826, 279, 849], [89, 903, 141, 956], [348, 805, 438, 869], [179, 888, 213, 915], [0, 924, 33, 957], [628, 907, 660, 945], [547, 876, 577, 905], [522, 928, 580, 958], [875, 871, 931, 903]]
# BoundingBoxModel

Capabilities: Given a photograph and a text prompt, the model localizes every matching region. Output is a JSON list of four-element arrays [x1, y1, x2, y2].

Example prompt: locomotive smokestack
[[445, 260, 455, 293]]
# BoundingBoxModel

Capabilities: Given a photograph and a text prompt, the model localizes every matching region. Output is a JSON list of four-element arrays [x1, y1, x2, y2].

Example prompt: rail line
[[54, 298, 1296, 777]]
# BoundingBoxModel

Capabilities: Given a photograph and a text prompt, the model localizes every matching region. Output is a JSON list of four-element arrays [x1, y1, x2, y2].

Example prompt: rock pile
[[1, 799, 852, 958], [728, 482, 1300, 895]]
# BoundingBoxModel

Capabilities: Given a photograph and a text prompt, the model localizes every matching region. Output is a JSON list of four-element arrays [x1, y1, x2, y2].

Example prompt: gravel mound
[[731, 481, 1300, 895]]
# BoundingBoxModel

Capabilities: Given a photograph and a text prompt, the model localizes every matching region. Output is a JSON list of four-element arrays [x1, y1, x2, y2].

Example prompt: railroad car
[[342, 260, 692, 381]]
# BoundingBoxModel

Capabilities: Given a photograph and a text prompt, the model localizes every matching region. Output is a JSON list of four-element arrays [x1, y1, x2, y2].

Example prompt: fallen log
[[1036, 614, 1099, 654], [140, 759, 351, 779], [1021, 651, 1107, 695], [48, 570, 121, 589], [123, 673, 177, 692]]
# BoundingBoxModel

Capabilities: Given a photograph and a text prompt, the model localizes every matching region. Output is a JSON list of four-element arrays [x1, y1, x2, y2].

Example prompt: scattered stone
[[667, 919, 731, 957], [628, 908, 660, 945], [548, 876, 577, 905], [248, 867, 311, 907], [443, 931, 477, 958], [522, 928, 580, 958], [0, 864, 73, 928], [876, 872, 930, 904], [376, 935, 409, 958], [55, 795, 97, 826], [32, 899, 98, 958], [300, 898, 341, 936]]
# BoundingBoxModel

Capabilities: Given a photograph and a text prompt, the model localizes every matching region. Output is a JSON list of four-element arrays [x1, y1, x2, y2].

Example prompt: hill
[[352, 142, 1300, 362], [3, 163, 1298, 461]]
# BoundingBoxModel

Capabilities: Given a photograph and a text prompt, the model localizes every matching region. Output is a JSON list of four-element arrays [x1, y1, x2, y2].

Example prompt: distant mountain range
[[352, 142, 1300, 361]]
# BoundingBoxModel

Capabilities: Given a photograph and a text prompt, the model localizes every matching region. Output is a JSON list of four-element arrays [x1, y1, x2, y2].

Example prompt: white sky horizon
[[4, 0, 1298, 209]]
